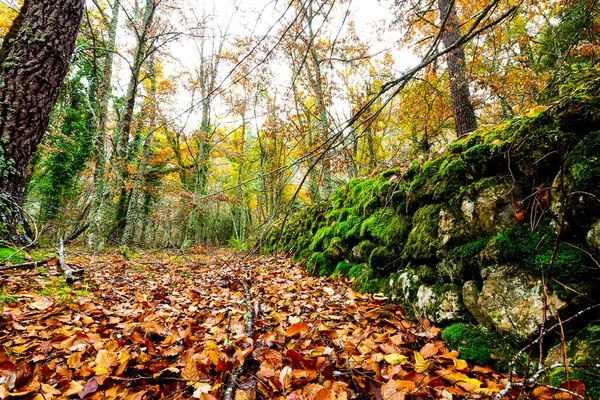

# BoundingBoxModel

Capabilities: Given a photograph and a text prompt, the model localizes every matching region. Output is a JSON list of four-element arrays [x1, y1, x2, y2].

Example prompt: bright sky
[[90, 0, 418, 134]]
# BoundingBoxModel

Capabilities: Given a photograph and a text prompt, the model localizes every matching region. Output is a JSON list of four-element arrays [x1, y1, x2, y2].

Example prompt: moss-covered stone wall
[[264, 67, 600, 371]]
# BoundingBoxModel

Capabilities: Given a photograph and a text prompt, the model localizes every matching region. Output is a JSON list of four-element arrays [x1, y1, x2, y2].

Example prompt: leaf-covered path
[[0, 251, 542, 399]]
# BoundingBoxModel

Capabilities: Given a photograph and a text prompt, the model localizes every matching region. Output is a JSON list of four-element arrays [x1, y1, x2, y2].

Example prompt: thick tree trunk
[[437, 0, 478, 137], [87, 0, 120, 250], [0, 0, 84, 242]]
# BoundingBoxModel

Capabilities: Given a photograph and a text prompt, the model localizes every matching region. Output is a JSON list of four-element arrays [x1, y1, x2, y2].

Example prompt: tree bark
[[100, 0, 155, 244], [87, 0, 120, 250], [0, 0, 84, 243], [121, 54, 157, 245], [437, 0, 478, 137]]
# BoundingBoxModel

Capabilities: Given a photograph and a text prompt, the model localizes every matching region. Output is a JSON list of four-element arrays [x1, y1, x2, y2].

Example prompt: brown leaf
[[420, 343, 438, 358], [29, 296, 54, 311], [182, 357, 199, 382], [78, 377, 99, 399], [381, 380, 406, 400]]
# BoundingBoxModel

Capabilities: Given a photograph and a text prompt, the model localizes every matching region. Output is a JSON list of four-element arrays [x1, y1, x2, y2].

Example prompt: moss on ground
[[0, 247, 25, 264], [441, 323, 518, 371]]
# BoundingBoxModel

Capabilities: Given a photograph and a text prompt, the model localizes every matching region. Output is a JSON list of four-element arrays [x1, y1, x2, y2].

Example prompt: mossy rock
[[309, 226, 333, 252], [348, 263, 389, 294], [438, 237, 491, 282], [546, 322, 600, 399], [333, 261, 353, 277], [489, 224, 595, 301], [352, 240, 376, 262], [359, 209, 411, 250], [403, 204, 442, 260], [368, 246, 398, 271], [324, 237, 346, 260], [407, 156, 446, 206], [441, 323, 518, 371], [564, 131, 600, 232]]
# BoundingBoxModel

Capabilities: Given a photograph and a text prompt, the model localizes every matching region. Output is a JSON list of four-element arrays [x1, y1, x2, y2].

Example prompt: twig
[[222, 278, 256, 400], [0, 259, 48, 271]]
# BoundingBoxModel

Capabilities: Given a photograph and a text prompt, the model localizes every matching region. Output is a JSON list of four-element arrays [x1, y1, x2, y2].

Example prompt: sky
[[91, 0, 418, 134]]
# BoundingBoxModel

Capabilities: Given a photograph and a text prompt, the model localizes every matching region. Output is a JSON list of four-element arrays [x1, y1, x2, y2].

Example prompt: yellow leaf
[[63, 381, 83, 397], [68, 352, 82, 368], [527, 105, 549, 117], [413, 351, 430, 373], [383, 353, 408, 365], [94, 349, 118, 375], [475, 387, 500, 395], [453, 358, 468, 370]]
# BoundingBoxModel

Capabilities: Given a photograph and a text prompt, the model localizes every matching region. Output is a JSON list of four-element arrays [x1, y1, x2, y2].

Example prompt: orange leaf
[[420, 343, 438, 358], [285, 322, 310, 337]]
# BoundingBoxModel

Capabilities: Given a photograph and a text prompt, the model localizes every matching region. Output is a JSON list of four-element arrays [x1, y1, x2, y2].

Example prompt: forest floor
[[0, 250, 573, 399]]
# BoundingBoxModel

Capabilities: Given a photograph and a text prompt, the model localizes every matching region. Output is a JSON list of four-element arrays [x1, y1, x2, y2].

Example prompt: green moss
[[0, 291, 18, 306], [442, 323, 517, 370], [309, 226, 332, 252], [547, 323, 600, 399], [416, 264, 437, 283], [491, 225, 588, 279], [348, 263, 389, 294], [307, 252, 335, 276], [333, 261, 353, 277], [324, 237, 346, 260], [432, 156, 469, 200], [37, 277, 72, 304], [564, 131, 600, 230], [0, 247, 25, 264], [368, 246, 397, 271], [381, 167, 402, 178], [359, 209, 411, 250], [403, 204, 442, 260]]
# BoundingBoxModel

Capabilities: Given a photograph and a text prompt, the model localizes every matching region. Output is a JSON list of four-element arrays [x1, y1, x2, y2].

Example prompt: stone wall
[[263, 68, 600, 390]]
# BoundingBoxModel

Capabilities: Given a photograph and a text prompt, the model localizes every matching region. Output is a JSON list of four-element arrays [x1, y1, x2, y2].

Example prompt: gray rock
[[461, 183, 514, 236], [416, 284, 464, 324], [462, 280, 492, 328], [475, 265, 567, 341], [586, 220, 600, 252], [389, 270, 419, 303]]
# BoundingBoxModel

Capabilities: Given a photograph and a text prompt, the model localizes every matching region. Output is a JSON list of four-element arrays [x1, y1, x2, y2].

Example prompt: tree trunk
[[0, 0, 84, 243], [121, 55, 157, 245], [437, 0, 478, 137], [100, 0, 155, 244], [87, 0, 120, 250]]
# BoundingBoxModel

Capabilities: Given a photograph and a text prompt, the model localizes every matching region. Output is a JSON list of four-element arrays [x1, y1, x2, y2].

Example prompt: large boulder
[[463, 265, 567, 341]]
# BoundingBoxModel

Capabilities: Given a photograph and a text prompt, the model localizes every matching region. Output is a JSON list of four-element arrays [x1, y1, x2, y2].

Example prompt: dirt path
[[0, 251, 550, 399]]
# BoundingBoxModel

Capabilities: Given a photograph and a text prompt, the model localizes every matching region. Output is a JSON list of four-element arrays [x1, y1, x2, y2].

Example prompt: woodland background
[[1, 0, 597, 251]]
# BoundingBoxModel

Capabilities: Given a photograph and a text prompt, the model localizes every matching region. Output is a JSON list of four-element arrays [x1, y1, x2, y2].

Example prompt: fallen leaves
[[0, 251, 582, 399]]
